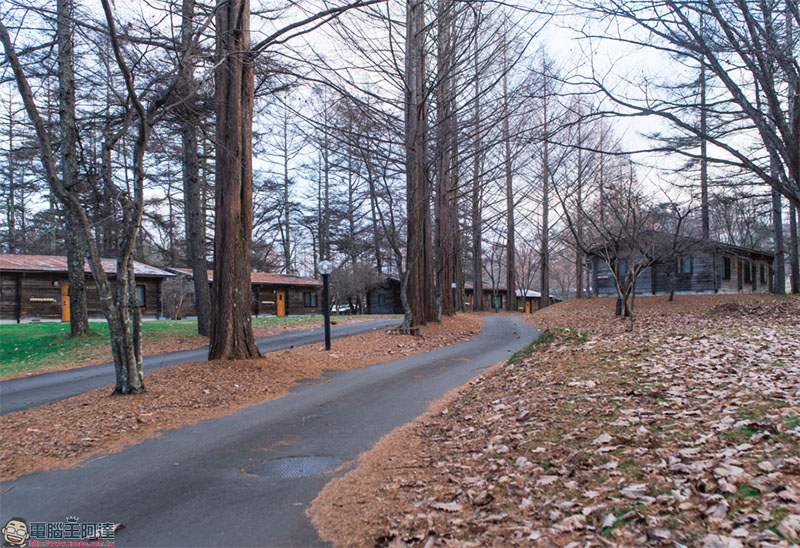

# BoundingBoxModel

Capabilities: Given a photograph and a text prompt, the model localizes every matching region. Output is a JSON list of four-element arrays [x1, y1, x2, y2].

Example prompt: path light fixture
[[319, 260, 333, 350], [451, 282, 457, 311]]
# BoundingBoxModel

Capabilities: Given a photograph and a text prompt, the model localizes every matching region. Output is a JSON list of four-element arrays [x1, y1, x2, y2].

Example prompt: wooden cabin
[[464, 281, 508, 310], [364, 276, 560, 314], [588, 239, 775, 297], [0, 254, 173, 323], [165, 268, 322, 318], [516, 289, 562, 312], [365, 275, 404, 315]]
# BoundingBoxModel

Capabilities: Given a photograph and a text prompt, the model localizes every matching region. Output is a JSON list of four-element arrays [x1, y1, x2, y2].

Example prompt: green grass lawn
[[251, 315, 325, 328], [0, 320, 199, 377], [0, 315, 397, 377]]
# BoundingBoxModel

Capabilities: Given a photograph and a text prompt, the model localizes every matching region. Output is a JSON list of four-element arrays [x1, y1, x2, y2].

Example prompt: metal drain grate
[[245, 456, 342, 479]]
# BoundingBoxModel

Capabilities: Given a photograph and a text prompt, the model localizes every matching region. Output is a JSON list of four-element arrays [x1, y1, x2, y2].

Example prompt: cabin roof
[[0, 254, 174, 278], [167, 267, 321, 287]]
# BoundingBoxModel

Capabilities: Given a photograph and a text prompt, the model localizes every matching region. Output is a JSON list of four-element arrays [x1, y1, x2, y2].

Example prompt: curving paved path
[[0, 315, 539, 547], [0, 318, 399, 415]]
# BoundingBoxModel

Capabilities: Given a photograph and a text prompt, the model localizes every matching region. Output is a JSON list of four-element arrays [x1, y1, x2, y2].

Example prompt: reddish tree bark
[[209, 0, 261, 360], [405, 0, 435, 327]]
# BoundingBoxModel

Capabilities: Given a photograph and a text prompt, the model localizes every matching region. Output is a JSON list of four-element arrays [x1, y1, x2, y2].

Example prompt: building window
[[760, 264, 768, 284], [744, 262, 752, 284], [135, 285, 146, 307], [303, 292, 318, 307], [491, 294, 503, 309], [378, 294, 388, 306], [722, 257, 732, 280], [678, 256, 693, 274]]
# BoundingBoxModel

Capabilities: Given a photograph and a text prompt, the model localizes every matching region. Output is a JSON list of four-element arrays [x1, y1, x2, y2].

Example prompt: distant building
[[464, 282, 561, 312], [165, 268, 322, 318], [0, 254, 173, 323], [365, 275, 404, 315], [362, 273, 561, 315], [587, 238, 774, 297]]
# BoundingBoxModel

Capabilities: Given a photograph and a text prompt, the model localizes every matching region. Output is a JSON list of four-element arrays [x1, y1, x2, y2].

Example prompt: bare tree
[[179, 0, 212, 336], [57, 0, 90, 337], [577, 1, 799, 206]]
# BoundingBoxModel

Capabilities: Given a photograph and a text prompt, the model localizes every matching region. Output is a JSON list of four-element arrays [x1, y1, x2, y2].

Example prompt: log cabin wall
[[366, 279, 404, 314], [591, 248, 774, 297], [463, 288, 508, 310], [516, 296, 540, 312], [167, 273, 322, 319], [288, 285, 322, 315], [252, 284, 322, 316], [366, 289, 398, 314], [0, 272, 163, 322], [717, 254, 773, 294]]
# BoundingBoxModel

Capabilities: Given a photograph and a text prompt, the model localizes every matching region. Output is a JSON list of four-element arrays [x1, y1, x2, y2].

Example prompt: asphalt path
[[0, 315, 539, 547], [0, 318, 399, 415]]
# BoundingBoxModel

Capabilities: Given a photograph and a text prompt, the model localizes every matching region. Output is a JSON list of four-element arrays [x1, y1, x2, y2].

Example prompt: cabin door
[[525, 300, 531, 314], [61, 282, 70, 322], [276, 290, 287, 317]]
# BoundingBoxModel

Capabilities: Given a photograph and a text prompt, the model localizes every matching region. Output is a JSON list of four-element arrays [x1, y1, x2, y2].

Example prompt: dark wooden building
[[365, 275, 404, 315], [364, 276, 560, 314], [464, 281, 508, 311], [165, 268, 322, 318], [588, 240, 775, 297], [0, 254, 173, 323]]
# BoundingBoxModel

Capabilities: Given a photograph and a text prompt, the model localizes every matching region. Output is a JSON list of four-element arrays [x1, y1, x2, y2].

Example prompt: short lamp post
[[451, 282, 457, 312], [319, 260, 333, 350]]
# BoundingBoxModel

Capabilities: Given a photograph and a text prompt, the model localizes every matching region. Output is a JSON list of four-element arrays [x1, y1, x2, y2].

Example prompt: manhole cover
[[245, 457, 342, 478]]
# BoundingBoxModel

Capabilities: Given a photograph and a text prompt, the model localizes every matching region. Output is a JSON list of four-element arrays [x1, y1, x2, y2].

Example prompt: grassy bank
[[0, 320, 198, 376], [0, 314, 386, 377]]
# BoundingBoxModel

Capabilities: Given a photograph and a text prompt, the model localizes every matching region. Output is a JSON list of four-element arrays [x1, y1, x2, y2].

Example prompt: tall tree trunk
[[540, 68, 550, 309], [773, 190, 786, 294], [58, 0, 90, 337], [471, 27, 483, 312], [791, 202, 799, 293], [367, 170, 382, 272], [347, 160, 357, 270], [6, 100, 15, 253], [502, 29, 516, 312], [575, 110, 584, 299], [434, 0, 454, 319], [787, 0, 799, 294], [405, 0, 434, 326], [700, 41, 710, 240], [450, 84, 462, 313], [209, 0, 261, 360], [322, 118, 331, 261], [282, 106, 292, 272], [181, 0, 212, 336]]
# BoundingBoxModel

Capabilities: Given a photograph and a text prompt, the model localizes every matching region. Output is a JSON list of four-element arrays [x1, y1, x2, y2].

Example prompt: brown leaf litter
[[0, 314, 482, 481], [310, 294, 800, 547]]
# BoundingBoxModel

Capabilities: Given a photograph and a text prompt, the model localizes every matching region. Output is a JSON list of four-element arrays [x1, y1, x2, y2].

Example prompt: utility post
[[319, 260, 333, 350]]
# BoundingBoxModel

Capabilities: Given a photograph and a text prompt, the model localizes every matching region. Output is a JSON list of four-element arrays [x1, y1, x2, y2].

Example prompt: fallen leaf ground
[[0, 314, 481, 481], [310, 294, 800, 548]]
